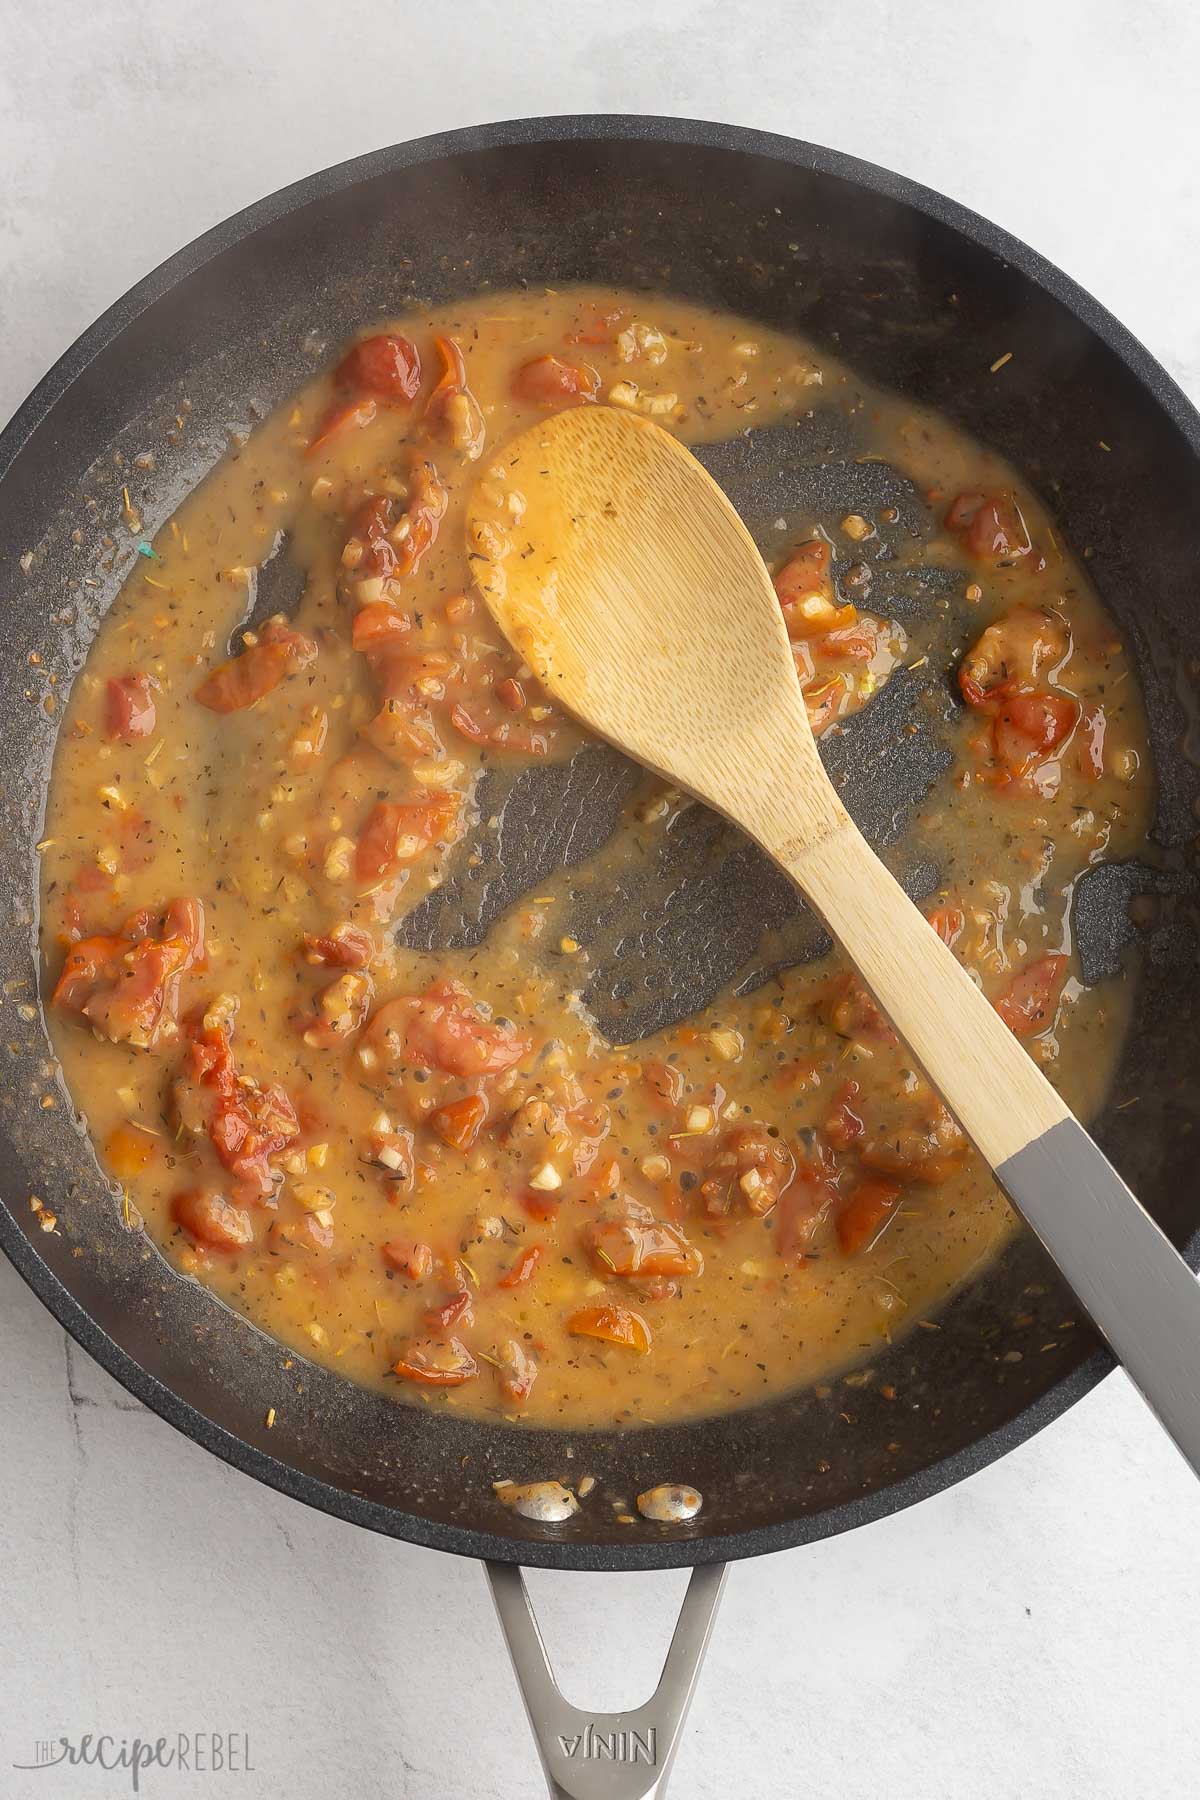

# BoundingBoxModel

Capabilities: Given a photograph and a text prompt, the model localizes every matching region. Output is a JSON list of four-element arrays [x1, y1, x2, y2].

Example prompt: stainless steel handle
[[998, 1118, 1200, 1473], [486, 1560, 727, 1800]]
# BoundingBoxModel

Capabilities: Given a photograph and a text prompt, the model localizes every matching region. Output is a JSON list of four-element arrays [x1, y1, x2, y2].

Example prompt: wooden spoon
[[468, 402, 1200, 1473]]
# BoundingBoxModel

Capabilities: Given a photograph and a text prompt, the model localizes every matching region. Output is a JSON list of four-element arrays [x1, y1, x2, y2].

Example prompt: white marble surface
[[2, 3, 1200, 1796]]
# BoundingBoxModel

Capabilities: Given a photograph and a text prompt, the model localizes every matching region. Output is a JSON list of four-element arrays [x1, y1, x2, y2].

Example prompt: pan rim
[[2, 111, 1196, 1571]]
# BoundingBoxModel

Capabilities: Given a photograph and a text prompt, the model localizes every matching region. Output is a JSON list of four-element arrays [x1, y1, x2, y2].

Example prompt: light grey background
[[2, 3, 1199, 1796]]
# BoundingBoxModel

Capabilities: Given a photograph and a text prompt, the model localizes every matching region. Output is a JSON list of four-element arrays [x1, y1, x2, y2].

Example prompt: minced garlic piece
[[323, 836, 356, 882], [293, 1183, 336, 1214], [739, 1167, 765, 1202], [411, 759, 464, 787], [202, 992, 239, 1033], [617, 321, 668, 365], [606, 379, 680, 416]]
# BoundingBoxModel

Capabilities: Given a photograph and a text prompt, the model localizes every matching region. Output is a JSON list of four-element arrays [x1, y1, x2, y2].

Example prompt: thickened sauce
[[40, 290, 1151, 1428]]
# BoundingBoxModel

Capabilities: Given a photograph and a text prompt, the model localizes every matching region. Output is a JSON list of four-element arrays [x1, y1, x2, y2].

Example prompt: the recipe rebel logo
[[12, 1732, 254, 1791]]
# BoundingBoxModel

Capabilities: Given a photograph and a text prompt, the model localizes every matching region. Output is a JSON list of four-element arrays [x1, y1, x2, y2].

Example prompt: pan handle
[[486, 1560, 727, 1800]]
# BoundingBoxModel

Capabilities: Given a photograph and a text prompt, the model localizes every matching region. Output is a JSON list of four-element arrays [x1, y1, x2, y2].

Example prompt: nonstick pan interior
[[2, 118, 1199, 1570]]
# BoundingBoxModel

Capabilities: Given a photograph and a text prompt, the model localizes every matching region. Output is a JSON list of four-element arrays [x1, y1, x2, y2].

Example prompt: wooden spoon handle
[[778, 817, 1200, 1474], [791, 822, 1068, 1165]]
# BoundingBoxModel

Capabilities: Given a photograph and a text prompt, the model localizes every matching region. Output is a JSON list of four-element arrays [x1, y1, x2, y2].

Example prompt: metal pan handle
[[486, 1560, 727, 1800]]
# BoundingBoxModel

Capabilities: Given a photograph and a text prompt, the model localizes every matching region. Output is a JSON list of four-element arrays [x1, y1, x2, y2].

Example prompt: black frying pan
[[3, 116, 1199, 1796]]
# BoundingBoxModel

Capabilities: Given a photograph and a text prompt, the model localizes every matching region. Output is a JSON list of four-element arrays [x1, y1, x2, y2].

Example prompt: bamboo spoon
[[468, 402, 1200, 1474]]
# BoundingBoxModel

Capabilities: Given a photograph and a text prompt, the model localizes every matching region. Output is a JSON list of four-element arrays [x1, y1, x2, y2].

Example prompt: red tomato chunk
[[335, 333, 422, 403], [172, 1188, 255, 1252], [836, 1179, 903, 1256], [105, 674, 157, 741], [512, 354, 599, 405], [994, 955, 1068, 1037], [364, 980, 531, 1078], [382, 1240, 434, 1280], [176, 1021, 300, 1199], [355, 795, 460, 881], [567, 1303, 652, 1353], [194, 618, 317, 714], [945, 490, 1032, 564], [429, 1093, 489, 1151], [585, 1207, 702, 1279], [393, 1336, 478, 1385], [52, 898, 205, 1051], [499, 1245, 542, 1289]]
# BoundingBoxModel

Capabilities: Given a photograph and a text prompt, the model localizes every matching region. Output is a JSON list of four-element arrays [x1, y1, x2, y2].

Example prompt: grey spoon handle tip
[[998, 1118, 1200, 1472]]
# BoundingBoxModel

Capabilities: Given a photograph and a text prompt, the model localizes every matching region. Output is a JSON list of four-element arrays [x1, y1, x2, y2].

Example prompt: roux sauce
[[40, 290, 1151, 1429]]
